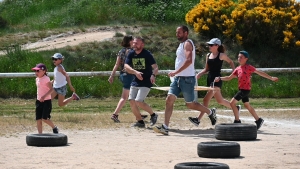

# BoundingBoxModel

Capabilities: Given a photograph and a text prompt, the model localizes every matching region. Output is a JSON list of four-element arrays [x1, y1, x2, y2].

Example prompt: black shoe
[[141, 115, 148, 120], [53, 126, 59, 134], [188, 117, 200, 126], [255, 118, 264, 130], [153, 125, 169, 135], [131, 121, 145, 128], [150, 114, 158, 126], [208, 108, 217, 125], [234, 120, 241, 123]]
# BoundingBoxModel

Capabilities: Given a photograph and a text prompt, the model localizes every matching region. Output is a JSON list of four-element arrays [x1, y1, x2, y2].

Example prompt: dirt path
[[1, 111, 300, 169], [22, 31, 118, 51]]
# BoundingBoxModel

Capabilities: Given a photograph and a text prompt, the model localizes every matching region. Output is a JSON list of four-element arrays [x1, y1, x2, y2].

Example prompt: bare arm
[[108, 56, 121, 84], [150, 63, 158, 84], [124, 63, 143, 80], [254, 70, 279, 82], [196, 54, 209, 79], [215, 73, 237, 82], [169, 41, 193, 77], [220, 53, 235, 71]]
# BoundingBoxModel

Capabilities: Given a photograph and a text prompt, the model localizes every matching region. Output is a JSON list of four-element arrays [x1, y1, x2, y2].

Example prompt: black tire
[[197, 141, 240, 158], [26, 133, 68, 146], [215, 123, 257, 141], [174, 162, 230, 169]]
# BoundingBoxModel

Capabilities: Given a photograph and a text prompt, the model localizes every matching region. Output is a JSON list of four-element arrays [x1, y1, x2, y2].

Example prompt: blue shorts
[[54, 85, 67, 96], [120, 73, 134, 90], [168, 76, 195, 103]]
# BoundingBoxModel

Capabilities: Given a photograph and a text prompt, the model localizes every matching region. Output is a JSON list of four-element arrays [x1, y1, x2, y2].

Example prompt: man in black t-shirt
[[124, 37, 159, 128]]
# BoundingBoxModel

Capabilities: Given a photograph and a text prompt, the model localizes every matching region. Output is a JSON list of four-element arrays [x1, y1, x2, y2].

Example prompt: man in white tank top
[[153, 26, 217, 135]]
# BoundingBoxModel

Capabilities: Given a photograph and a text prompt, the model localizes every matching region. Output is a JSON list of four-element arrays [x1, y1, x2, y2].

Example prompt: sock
[[151, 113, 156, 117], [208, 109, 212, 116], [138, 120, 144, 124], [163, 124, 168, 129]]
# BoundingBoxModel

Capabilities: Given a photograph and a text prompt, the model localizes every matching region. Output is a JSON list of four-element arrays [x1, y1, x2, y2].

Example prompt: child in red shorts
[[215, 51, 278, 130]]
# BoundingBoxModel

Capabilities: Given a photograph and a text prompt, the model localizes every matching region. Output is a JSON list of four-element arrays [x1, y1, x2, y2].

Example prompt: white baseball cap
[[206, 38, 221, 45]]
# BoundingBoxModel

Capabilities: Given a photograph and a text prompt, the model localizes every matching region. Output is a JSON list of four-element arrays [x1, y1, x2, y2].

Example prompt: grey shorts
[[128, 86, 150, 102], [54, 85, 67, 96]]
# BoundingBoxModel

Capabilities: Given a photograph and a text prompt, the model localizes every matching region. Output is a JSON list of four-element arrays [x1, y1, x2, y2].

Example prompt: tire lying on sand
[[26, 133, 68, 146], [215, 123, 257, 141], [197, 141, 240, 158], [174, 162, 230, 169]]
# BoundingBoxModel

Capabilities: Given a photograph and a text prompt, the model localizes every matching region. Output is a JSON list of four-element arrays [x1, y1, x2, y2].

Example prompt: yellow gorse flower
[[186, 0, 300, 49]]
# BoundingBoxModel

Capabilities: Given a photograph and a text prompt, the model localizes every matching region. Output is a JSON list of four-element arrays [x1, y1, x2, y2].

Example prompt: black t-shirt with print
[[125, 49, 156, 88]]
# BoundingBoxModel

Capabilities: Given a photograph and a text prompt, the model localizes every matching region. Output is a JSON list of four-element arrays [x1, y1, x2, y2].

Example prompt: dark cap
[[32, 63, 47, 71], [239, 51, 249, 58]]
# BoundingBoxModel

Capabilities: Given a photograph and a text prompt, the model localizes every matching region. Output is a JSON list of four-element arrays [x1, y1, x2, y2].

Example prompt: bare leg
[[51, 91, 57, 100], [187, 102, 211, 120], [198, 90, 214, 119], [42, 119, 56, 129], [129, 99, 142, 121], [37, 119, 42, 134], [58, 94, 73, 107], [213, 88, 231, 108], [113, 89, 130, 115], [230, 98, 239, 120], [243, 102, 259, 120], [164, 94, 176, 126], [136, 101, 154, 115]]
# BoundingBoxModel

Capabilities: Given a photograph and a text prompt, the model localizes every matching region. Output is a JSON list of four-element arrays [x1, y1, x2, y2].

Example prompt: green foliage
[[186, 0, 300, 67]]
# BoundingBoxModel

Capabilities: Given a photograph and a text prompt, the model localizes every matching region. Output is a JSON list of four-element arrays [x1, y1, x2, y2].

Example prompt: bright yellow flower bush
[[186, 0, 300, 49]]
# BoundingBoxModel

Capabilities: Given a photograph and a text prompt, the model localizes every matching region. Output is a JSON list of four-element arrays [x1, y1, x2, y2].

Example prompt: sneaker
[[153, 125, 169, 135], [111, 114, 120, 123], [188, 117, 200, 127], [236, 105, 241, 115], [233, 120, 241, 123], [255, 118, 264, 130], [208, 108, 217, 125], [150, 114, 158, 126], [141, 115, 148, 120], [72, 93, 80, 101], [53, 126, 59, 134], [131, 121, 145, 128]]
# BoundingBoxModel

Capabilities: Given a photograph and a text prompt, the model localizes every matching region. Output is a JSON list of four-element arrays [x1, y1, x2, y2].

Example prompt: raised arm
[[220, 53, 235, 71], [254, 70, 279, 82]]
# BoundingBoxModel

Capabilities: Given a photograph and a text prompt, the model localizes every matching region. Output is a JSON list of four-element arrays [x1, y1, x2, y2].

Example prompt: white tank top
[[53, 65, 67, 88], [175, 39, 196, 76]]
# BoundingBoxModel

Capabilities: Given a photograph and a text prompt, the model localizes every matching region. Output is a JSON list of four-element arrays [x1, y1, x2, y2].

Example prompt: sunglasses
[[52, 58, 60, 61], [208, 44, 217, 47], [34, 70, 43, 72]]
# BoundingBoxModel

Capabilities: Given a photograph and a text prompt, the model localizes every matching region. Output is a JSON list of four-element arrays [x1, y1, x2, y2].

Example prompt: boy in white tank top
[[51, 53, 80, 107]]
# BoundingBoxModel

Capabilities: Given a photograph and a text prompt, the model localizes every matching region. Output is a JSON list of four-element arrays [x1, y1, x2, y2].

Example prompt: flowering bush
[[186, 0, 300, 49]]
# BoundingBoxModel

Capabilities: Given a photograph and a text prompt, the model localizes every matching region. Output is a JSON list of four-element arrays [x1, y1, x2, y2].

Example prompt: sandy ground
[[1, 111, 300, 169]]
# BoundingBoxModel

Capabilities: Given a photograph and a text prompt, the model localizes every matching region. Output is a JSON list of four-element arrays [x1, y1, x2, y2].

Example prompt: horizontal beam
[[0, 68, 300, 78]]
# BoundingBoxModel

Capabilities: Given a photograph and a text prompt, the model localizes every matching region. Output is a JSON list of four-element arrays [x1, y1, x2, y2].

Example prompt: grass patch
[[1, 97, 300, 136]]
